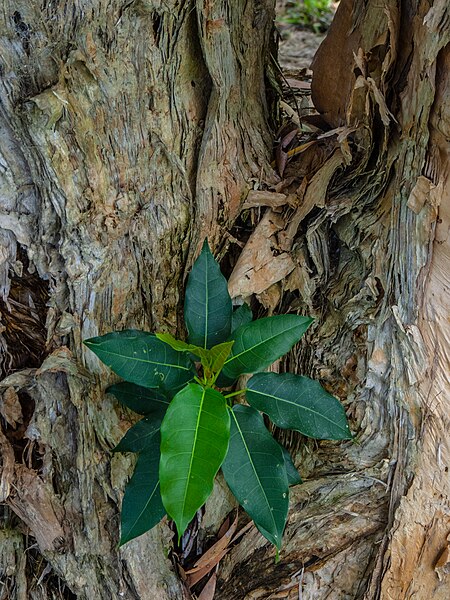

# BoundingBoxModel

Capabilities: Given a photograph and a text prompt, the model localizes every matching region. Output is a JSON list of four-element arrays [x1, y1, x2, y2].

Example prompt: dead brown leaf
[[190, 514, 237, 571], [272, 140, 317, 174], [228, 211, 295, 298], [285, 140, 317, 160], [186, 514, 238, 588], [230, 520, 254, 544], [275, 145, 289, 177], [280, 128, 298, 149], [274, 127, 298, 177], [197, 573, 217, 600], [186, 548, 228, 588], [216, 515, 230, 539]]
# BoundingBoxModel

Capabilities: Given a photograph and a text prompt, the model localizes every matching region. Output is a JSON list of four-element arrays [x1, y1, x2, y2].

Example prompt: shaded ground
[[274, 2, 335, 132], [276, 1, 337, 71], [278, 26, 327, 71]]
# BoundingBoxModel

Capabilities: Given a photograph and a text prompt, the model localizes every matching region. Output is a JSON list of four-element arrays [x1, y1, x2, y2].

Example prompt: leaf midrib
[[125, 480, 161, 541], [180, 387, 206, 520], [230, 409, 278, 537], [203, 255, 209, 349], [224, 321, 305, 366], [117, 391, 169, 406], [248, 387, 349, 434], [85, 344, 191, 371]]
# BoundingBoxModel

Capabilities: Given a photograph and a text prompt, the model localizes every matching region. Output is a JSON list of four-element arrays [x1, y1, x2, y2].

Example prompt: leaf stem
[[224, 389, 247, 399]]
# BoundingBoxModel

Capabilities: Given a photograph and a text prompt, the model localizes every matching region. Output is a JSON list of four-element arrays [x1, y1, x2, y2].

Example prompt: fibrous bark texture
[[216, 1, 450, 598], [0, 0, 449, 599], [0, 1, 274, 598]]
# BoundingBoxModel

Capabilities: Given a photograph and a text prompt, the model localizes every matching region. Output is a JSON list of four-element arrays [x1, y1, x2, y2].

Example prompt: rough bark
[[0, 1, 274, 598], [0, 1, 449, 599], [215, 1, 450, 598]]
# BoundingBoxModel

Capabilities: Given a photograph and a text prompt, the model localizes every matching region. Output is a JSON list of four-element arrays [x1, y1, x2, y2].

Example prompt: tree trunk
[[0, 1, 449, 599]]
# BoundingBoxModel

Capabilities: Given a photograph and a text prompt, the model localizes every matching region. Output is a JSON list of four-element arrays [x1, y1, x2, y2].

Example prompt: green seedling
[[84, 240, 352, 549]]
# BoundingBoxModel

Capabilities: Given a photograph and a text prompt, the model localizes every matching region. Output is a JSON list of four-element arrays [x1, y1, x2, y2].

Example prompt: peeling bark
[[217, 1, 450, 598], [0, 1, 274, 597], [0, 1, 449, 599]]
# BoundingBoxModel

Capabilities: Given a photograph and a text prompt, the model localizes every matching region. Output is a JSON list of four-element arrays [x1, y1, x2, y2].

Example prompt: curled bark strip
[[0, 387, 23, 427], [0, 427, 14, 502], [435, 534, 450, 581], [242, 191, 288, 210], [7, 464, 66, 553]]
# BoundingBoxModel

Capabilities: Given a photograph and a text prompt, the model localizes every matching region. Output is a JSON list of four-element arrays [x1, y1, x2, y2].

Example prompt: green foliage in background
[[278, 0, 333, 33], [84, 241, 352, 549]]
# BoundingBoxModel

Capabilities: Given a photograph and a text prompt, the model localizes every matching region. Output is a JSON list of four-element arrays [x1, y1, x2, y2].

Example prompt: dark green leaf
[[114, 416, 161, 453], [107, 382, 169, 416], [84, 330, 194, 391], [221, 405, 289, 549], [159, 383, 230, 538], [231, 303, 253, 332], [222, 315, 313, 380], [279, 444, 302, 486], [120, 434, 165, 545], [184, 240, 232, 349], [247, 373, 352, 440], [214, 370, 236, 389]]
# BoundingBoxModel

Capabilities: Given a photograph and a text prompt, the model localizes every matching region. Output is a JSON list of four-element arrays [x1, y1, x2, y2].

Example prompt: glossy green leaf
[[221, 405, 289, 549], [247, 373, 352, 440], [279, 444, 302, 486], [84, 330, 194, 391], [184, 240, 232, 349], [107, 382, 169, 416], [114, 415, 162, 453], [222, 315, 313, 380], [159, 383, 230, 538], [231, 303, 253, 332], [120, 434, 165, 545]]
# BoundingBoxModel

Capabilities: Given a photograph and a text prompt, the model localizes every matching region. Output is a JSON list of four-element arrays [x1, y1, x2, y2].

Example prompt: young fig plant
[[84, 240, 352, 549]]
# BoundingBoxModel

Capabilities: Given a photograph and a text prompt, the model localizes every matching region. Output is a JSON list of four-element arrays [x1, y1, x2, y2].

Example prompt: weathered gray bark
[[0, 1, 449, 599], [0, 1, 274, 598]]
